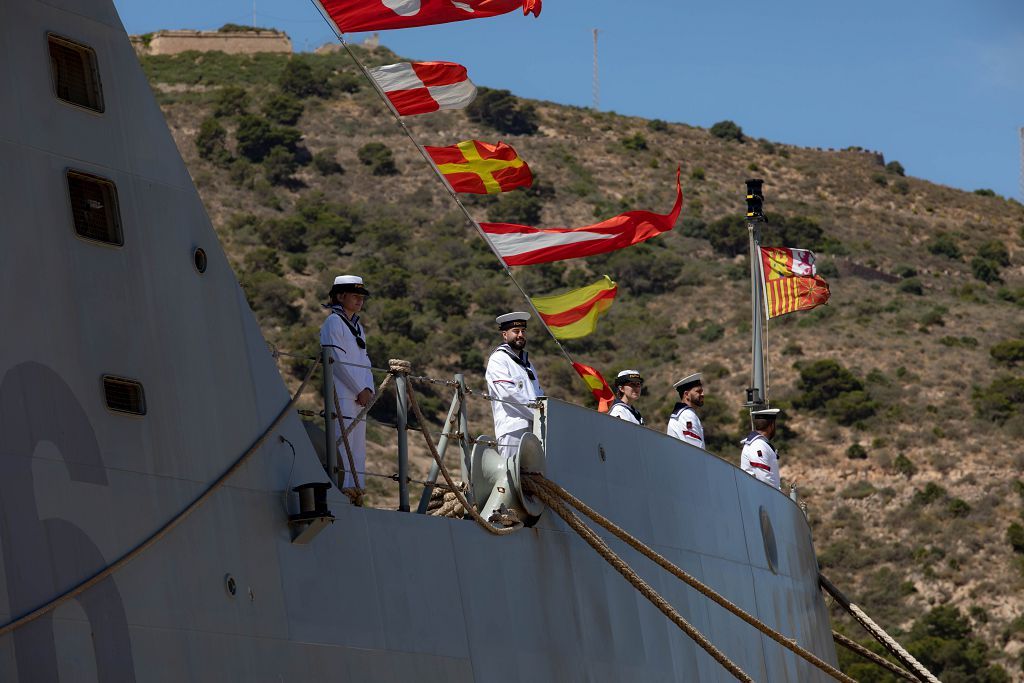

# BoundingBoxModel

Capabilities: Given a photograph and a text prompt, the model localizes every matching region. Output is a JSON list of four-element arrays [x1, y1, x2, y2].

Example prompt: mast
[[744, 178, 767, 409]]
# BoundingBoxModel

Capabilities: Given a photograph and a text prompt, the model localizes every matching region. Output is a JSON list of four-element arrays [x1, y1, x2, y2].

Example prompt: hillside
[[140, 44, 1024, 679]]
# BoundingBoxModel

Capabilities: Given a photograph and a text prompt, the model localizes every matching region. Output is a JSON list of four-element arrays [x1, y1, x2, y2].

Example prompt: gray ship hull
[[0, 0, 838, 679]]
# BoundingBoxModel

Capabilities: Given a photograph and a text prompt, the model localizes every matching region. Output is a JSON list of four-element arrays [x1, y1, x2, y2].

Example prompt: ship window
[[48, 34, 104, 112], [102, 376, 146, 415], [67, 171, 123, 246]]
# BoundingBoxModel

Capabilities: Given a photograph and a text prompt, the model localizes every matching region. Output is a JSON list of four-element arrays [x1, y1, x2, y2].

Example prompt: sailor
[[608, 370, 645, 425], [485, 311, 543, 459], [320, 275, 374, 498], [740, 408, 782, 489], [666, 373, 705, 449]]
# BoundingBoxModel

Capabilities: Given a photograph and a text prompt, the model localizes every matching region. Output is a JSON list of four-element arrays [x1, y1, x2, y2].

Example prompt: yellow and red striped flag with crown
[[530, 276, 617, 340], [759, 247, 831, 318], [571, 361, 614, 413]]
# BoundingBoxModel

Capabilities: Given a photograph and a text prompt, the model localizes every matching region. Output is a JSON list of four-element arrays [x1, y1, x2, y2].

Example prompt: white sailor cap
[[331, 274, 369, 296], [751, 408, 782, 419], [673, 373, 703, 391], [496, 311, 531, 330], [615, 369, 644, 386]]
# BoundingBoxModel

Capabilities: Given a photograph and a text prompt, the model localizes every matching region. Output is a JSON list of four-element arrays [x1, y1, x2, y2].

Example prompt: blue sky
[[114, 0, 1024, 200]]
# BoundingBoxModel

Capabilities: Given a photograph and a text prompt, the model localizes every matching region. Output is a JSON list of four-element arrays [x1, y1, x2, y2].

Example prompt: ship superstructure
[[0, 0, 840, 680]]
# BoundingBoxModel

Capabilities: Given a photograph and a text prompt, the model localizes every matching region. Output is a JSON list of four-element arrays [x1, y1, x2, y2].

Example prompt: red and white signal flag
[[368, 61, 477, 117], [320, 0, 540, 33]]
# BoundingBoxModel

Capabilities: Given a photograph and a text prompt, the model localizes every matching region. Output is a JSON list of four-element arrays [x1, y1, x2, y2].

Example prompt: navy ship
[[0, 0, 847, 679]]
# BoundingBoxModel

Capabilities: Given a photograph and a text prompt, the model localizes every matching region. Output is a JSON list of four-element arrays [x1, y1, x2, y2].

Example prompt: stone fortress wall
[[130, 30, 292, 56]]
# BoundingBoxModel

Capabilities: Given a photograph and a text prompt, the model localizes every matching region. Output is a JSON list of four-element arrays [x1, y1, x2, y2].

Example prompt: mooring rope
[[832, 630, 916, 681], [0, 357, 322, 638], [820, 574, 941, 683], [525, 474, 856, 683], [526, 483, 754, 682]]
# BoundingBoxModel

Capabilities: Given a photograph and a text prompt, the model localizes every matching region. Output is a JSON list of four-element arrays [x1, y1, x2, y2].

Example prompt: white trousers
[[336, 395, 366, 489], [496, 427, 531, 460]]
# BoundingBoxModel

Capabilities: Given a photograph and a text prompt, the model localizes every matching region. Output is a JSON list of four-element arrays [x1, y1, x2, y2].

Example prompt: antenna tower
[[1019, 127, 1024, 201], [252, 0, 257, 27], [592, 29, 599, 110]]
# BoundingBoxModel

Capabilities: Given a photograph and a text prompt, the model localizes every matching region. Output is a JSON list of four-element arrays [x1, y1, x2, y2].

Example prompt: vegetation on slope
[[141, 46, 1024, 676]]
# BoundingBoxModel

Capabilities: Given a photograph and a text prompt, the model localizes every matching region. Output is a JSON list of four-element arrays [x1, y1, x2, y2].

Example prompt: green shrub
[[926, 233, 961, 260], [904, 606, 1010, 682], [846, 443, 868, 459], [794, 359, 863, 407], [898, 277, 924, 295], [990, 340, 1024, 365], [279, 58, 331, 98], [357, 142, 398, 176], [1008, 523, 1024, 553], [195, 117, 231, 166], [621, 133, 648, 151], [704, 215, 748, 256], [826, 390, 877, 425], [886, 160, 905, 176], [647, 119, 668, 132], [978, 240, 1010, 266], [971, 257, 1002, 284], [973, 188, 996, 197], [709, 120, 744, 142], [244, 246, 283, 275], [486, 191, 544, 224], [240, 271, 301, 324], [286, 253, 307, 273], [913, 482, 947, 506], [213, 85, 249, 117], [465, 87, 539, 135], [972, 376, 1024, 424], [891, 179, 910, 195], [263, 145, 298, 186], [871, 173, 888, 187], [840, 480, 876, 499], [312, 148, 344, 176], [918, 307, 945, 329], [947, 498, 971, 517], [690, 167, 706, 181], [262, 93, 304, 125], [235, 115, 301, 162], [895, 265, 918, 278], [893, 454, 917, 478]]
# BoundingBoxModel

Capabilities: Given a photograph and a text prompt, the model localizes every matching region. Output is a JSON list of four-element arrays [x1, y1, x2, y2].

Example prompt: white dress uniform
[[666, 403, 705, 449], [608, 399, 644, 425], [485, 342, 543, 459], [740, 431, 780, 489], [320, 301, 373, 489]]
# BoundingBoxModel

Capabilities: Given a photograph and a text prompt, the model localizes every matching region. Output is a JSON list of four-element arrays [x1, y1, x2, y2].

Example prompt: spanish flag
[[759, 247, 831, 318], [572, 362, 614, 413], [530, 276, 617, 340], [425, 140, 532, 194]]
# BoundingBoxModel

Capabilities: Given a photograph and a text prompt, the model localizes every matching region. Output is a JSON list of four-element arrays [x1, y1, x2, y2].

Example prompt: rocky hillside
[[141, 43, 1024, 679]]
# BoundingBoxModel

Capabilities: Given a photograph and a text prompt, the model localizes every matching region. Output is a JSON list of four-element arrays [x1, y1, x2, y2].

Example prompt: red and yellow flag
[[425, 140, 532, 194], [530, 276, 617, 340], [572, 362, 614, 413], [759, 247, 831, 318]]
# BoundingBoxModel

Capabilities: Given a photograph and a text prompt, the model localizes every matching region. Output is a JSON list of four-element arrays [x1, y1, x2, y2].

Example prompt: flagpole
[[308, 1, 578, 370], [744, 179, 768, 410]]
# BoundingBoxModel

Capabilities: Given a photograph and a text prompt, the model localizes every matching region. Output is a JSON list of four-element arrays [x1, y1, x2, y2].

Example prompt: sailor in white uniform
[[319, 275, 374, 495], [485, 312, 543, 459], [740, 408, 782, 490], [666, 373, 705, 449], [608, 370, 645, 425]]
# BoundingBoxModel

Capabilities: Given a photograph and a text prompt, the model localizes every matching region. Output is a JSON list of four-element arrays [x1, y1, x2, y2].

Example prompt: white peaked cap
[[673, 373, 703, 389], [496, 311, 531, 329], [617, 370, 641, 380], [751, 408, 782, 418], [334, 275, 364, 287]]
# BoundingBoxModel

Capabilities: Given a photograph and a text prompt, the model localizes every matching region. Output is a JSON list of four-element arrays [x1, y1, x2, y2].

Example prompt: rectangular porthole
[[102, 376, 146, 415], [67, 170, 123, 246], [48, 34, 104, 112]]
